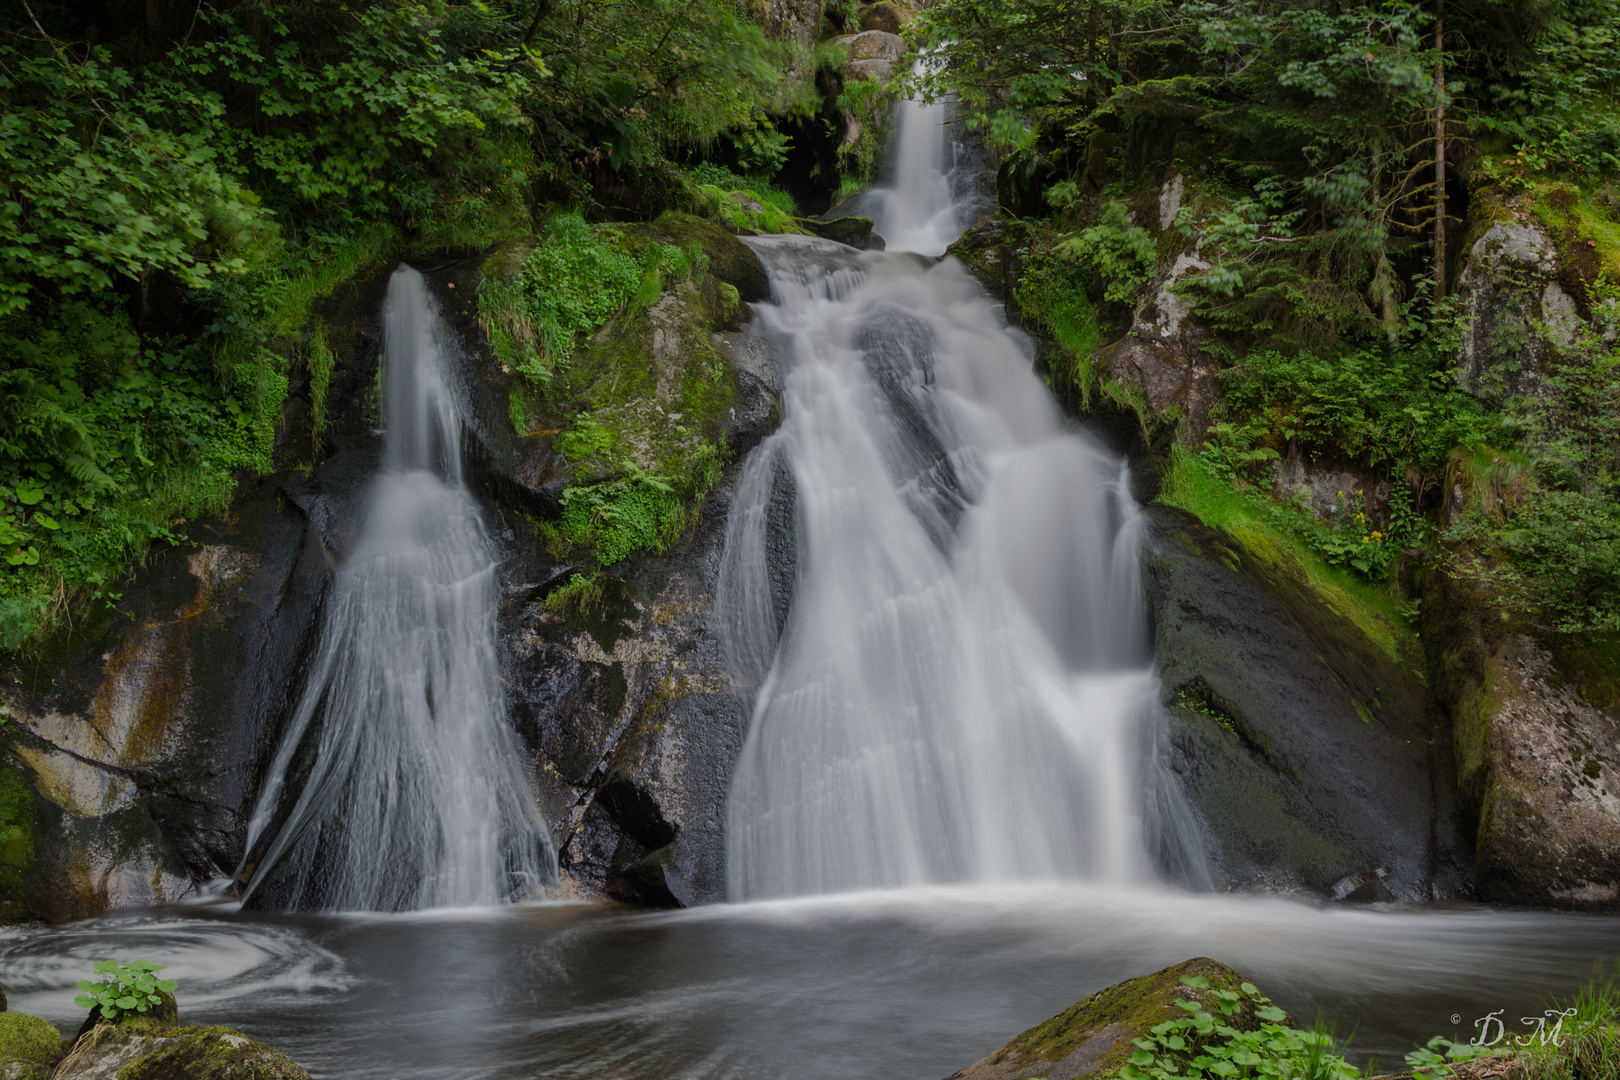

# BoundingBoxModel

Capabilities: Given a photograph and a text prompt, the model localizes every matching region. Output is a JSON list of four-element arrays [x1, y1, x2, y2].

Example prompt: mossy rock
[[638, 212, 770, 301], [0, 1012, 67, 1079], [54, 1020, 309, 1080], [945, 958, 1263, 1080], [76, 990, 179, 1040], [799, 215, 879, 249]]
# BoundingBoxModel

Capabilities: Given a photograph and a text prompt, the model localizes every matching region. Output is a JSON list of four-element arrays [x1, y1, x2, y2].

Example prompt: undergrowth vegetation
[[1128, 972, 1618, 1080], [0, 0, 833, 652], [925, 0, 1620, 640]]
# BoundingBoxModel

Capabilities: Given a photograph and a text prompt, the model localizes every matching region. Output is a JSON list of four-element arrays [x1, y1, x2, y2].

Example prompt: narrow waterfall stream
[[236, 268, 555, 911], [718, 95, 1206, 899]]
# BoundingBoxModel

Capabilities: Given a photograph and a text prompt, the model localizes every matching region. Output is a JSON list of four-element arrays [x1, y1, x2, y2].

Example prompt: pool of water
[[4, 885, 1614, 1079]]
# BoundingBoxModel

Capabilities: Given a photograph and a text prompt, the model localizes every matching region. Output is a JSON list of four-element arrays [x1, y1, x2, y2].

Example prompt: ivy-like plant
[[1119, 975, 1358, 1080], [74, 960, 177, 1022]]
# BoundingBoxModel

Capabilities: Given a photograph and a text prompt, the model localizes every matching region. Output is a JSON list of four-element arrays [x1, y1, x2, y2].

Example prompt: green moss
[[0, 760, 37, 924], [543, 572, 606, 616], [1158, 446, 1417, 668], [1530, 181, 1620, 284], [0, 1013, 64, 1075], [485, 212, 755, 571], [302, 324, 336, 455], [995, 959, 1260, 1080], [75, 1022, 308, 1080]]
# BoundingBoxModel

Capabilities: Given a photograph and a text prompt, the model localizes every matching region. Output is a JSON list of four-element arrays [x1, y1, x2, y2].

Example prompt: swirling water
[[236, 267, 554, 911]]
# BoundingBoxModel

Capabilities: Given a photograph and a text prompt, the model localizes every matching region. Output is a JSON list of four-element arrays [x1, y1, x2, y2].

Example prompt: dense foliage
[[917, 0, 1620, 636], [0, 0, 816, 649]]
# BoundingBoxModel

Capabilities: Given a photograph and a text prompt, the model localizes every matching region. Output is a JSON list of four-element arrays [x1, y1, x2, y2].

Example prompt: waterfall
[[717, 88, 1207, 901], [237, 267, 555, 911], [868, 61, 961, 257]]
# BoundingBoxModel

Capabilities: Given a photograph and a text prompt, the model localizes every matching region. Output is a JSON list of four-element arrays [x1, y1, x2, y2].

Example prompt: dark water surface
[[3, 886, 1615, 1079]]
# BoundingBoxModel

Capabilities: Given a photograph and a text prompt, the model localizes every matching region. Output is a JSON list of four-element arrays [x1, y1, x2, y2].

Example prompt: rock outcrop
[[1424, 571, 1620, 910], [942, 958, 1260, 1080], [1145, 504, 1469, 901], [54, 1019, 309, 1080], [1099, 178, 1221, 444], [1454, 215, 1585, 403], [0, 268, 393, 921], [0, 217, 778, 916]]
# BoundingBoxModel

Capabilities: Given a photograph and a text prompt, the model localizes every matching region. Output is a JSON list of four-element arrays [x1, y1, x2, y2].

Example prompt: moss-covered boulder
[[53, 1019, 309, 1080], [859, 0, 911, 33], [945, 216, 1031, 304], [799, 215, 881, 250], [0, 1012, 67, 1079], [943, 959, 1263, 1080]]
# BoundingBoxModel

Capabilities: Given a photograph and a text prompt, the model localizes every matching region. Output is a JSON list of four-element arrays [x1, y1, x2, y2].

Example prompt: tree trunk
[[1434, 0, 1446, 304]]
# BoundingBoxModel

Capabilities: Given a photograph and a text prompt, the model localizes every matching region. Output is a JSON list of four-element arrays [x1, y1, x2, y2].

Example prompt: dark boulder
[[1144, 504, 1469, 901]]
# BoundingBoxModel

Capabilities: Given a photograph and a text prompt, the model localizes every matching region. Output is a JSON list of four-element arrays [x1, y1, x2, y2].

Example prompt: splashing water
[[238, 267, 555, 911]]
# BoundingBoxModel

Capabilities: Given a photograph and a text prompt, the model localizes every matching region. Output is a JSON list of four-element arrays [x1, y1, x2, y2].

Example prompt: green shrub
[[1218, 344, 1494, 475], [1120, 974, 1357, 1080], [478, 211, 642, 386], [1494, 491, 1620, 633], [1017, 242, 1103, 402], [555, 469, 687, 567], [1049, 199, 1157, 305], [543, 572, 607, 616], [75, 960, 177, 1022]]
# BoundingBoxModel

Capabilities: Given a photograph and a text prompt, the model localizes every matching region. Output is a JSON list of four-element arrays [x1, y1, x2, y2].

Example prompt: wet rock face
[[0, 271, 390, 922], [942, 958, 1258, 1080], [1425, 574, 1620, 911], [1143, 505, 1468, 902], [3, 221, 778, 917], [500, 478, 755, 907], [1455, 219, 1584, 403]]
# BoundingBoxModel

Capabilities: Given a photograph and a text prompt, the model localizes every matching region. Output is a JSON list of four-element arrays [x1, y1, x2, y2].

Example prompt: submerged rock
[[800, 215, 881, 249], [942, 958, 1261, 1080], [53, 1019, 309, 1080]]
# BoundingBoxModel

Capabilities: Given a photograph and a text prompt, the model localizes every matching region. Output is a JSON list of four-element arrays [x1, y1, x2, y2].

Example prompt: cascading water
[[717, 86, 1206, 901], [237, 267, 555, 911], [866, 61, 962, 257]]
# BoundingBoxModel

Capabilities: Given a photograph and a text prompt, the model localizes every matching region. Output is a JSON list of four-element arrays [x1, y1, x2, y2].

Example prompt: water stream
[[236, 267, 555, 911]]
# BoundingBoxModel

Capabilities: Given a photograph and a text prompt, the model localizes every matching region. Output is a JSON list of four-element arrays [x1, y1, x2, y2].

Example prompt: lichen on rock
[[51, 1019, 309, 1080]]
